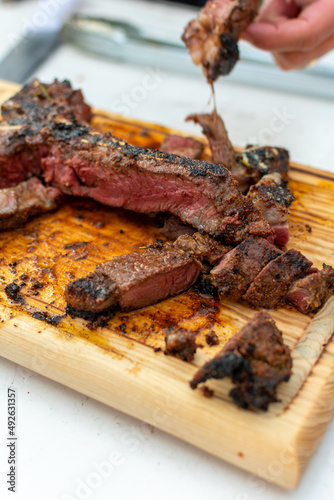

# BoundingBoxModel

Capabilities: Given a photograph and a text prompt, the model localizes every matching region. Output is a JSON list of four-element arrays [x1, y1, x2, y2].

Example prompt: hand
[[242, 0, 334, 70]]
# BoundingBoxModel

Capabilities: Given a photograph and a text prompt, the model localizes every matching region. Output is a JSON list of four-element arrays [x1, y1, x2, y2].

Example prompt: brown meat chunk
[[190, 311, 292, 410], [165, 329, 199, 362], [160, 135, 204, 159], [175, 232, 231, 266], [244, 250, 313, 309]]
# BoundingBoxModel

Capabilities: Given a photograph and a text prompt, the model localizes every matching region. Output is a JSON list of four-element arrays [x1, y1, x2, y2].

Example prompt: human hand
[[242, 0, 334, 70]]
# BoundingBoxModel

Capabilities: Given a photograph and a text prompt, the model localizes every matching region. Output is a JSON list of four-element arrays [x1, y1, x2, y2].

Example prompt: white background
[[0, 1, 334, 499]]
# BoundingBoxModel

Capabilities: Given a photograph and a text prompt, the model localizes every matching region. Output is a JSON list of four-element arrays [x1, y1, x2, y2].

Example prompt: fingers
[[272, 32, 334, 70]]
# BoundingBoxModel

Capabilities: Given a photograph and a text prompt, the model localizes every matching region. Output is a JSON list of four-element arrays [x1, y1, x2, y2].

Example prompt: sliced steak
[[65, 246, 203, 313], [286, 264, 334, 314], [244, 249, 313, 309], [247, 173, 295, 247], [175, 232, 231, 265], [235, 146, 289, 186], [0, 81, 273, 244], [159, 215, 196, 240], [0, 177, 62, 230], [210, 237, 282, 301], [160, 135, 204, 159], [182, 0, 259, 82], [186, 111, 235, 169], [190, 311, 292, 410]]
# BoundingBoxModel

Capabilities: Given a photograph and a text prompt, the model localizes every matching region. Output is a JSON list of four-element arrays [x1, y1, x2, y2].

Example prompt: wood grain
[[1, 79, 334, 489]]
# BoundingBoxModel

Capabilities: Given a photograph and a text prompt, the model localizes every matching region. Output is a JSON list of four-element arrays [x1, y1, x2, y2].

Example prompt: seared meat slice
[[235, 146, 289, 189], [210, 237, 282, 300], [247, 173, 295, 248], [160, 135, 204, 159], [175, 232, 231, 265], [165, 329, 199, 362], [190, 311, 292, 410], [0, 177, 61, 230], [244, 250, 313, 309], [65, 247, 202, 313], [0, 82, 272, 244], [182, 0, 259, 82], [186, 111, 235, 169], [159, 215, 196, 240], [286, 264, 334, 314]]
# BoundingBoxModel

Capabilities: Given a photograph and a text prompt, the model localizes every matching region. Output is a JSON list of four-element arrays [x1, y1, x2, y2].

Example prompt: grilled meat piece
[[65, 246, 203, 313], [190, 311, 292, 410], [165, 329, 199, 362], [186, 111, 235, 169], [175, 232, 231, 265], [235, 146, 289, 186], [247, 173, 295, 248], [210, 237, 282, 300], [159, 215, 196, 240], [244, 249, 313, 309], [182, 0, 259, 82], [160, 135, 204, 159], [0, 177, 61, 230], [286, 264, 334, 314], [0, 81, 272, 244]]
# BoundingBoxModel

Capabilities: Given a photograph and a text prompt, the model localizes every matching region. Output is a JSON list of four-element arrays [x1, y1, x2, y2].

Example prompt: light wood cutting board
[[1, 79, 334, 489]]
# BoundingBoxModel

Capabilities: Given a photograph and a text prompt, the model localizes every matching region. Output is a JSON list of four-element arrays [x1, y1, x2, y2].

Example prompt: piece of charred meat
[[190, 311, 292, 410], [159, 215, 196, 240], [210, 237, 282, 301], [175, 232, 231, 266], [186, 111, 235, 169], [0, 177, 62, 231], [165, 329, 199, 362], [247, 173, 295, 248], [182, 0, 259, 82], [244, 249, 313, 309], [160, 135, 204, 159], [65, 246, 203, 314], [286, 264, 334, 314], [0, 80, 273, 244]]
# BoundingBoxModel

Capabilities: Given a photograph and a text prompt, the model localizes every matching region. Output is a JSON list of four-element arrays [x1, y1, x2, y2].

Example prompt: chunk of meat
[[182, 0, 259, 82], [210, 237, 282, 300], [190, 311, 292, 410], [65, 247, 203, 314], [286, 264, 334, 314], [175, 232, 231, 265], [0, 177, 62, 230], [160, 135, 204, 159], [165, 329, 199, 361], [244, 250, 313, 309]]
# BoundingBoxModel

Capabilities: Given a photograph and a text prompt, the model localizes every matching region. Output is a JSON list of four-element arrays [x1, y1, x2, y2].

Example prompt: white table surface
[[1, 1, 334, 499]]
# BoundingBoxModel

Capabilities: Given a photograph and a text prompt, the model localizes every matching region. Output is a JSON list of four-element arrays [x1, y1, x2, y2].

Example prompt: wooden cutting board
[[1, 79, 334, 489]]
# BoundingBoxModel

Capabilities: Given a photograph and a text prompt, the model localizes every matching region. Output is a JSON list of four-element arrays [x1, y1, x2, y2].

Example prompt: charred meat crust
[[0, 80, 272, 244], [65, 246, 203, 313], [165, 330, 199, 362], [182, 0, 259, 82], [0, 177, 62, 230], [190, 311, 292, 410]]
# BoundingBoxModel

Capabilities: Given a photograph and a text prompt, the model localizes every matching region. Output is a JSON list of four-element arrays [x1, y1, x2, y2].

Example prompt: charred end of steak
[[190, 311, 292, 410], [182, 0, 259, 82], [165, 329, 200, 362]]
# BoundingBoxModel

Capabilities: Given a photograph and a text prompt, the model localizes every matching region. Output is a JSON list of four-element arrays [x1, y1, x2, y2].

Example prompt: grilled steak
[[186, 111, 235, 169], [0, 177, 61, 231], [175, 232, 231, 265], [0, 80, 272, 244], [286, 264, 334, 314], [244, 249, 313, 309], [159, 215, 196, 240], [210, 237, 282, 300], [165, 329, 199, 361], [190, 311, 292, 410], [65, 246, 203, 313], [247, 173, 295, 248], [235, 146, 289, 185], [182, 0, 259, 82], [160, 135, 204, 159]]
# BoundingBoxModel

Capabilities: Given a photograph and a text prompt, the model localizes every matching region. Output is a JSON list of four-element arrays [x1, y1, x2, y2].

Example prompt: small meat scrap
[[190, 311, 292, 410], [160, 135, 204, 159], [286, 264, 334, 314], [65, 246, 202, 314], [159, 215, 196, 240], [235, 146, 290, 186], [247, 173, 295, 247], [165, 329, 199, 362], [244, 249, 313, 309], [182, 0, 259, 82], [175, 232, 231, 266], [210, 237, 282, 301], [186, 111, 235, 169], [0, 177, 62, 231]]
